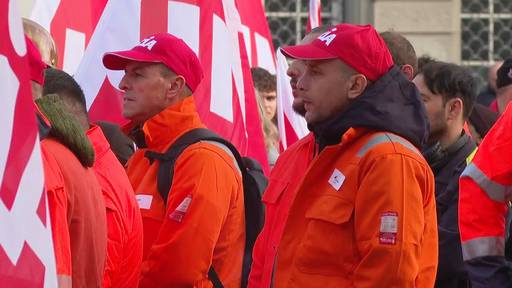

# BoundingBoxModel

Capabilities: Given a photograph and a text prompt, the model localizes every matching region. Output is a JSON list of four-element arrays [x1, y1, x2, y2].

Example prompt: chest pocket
[[296, 194, 355, 276]]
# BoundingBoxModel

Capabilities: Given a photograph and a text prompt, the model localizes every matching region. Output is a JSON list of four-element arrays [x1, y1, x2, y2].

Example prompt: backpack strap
[[208, 267, 224, 288], [144, 128, 225, 203], [144, 128, 260, 287]]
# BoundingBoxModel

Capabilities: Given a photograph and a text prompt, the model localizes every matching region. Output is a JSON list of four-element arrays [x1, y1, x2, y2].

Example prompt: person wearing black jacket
[[413, 61, 478, 287]]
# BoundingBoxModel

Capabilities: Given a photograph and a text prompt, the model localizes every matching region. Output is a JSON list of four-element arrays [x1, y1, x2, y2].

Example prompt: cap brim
[[280, 44, 337, 60], [102, 50, 162, 70]]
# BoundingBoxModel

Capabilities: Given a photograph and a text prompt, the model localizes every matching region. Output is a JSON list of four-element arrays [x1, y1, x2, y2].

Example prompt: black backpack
[[144, 128, 267, 288]]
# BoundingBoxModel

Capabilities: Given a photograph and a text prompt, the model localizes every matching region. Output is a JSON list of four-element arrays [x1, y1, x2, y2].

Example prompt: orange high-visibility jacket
[[248, 133, 316, 288], [126, 97, 245, 287], [87, 125, 143, 288], [459, 104, 512, 286], [274, 128, 438, 288]]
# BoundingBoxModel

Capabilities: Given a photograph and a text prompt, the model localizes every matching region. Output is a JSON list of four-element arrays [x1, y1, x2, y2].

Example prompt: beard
[[427, 120, 448, 144], [292, 99, 306, 117]]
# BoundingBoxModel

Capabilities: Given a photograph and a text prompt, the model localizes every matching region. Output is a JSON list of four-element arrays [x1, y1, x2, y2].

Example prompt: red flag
[[0, 0, 57, 286], [31, 0, 274, 174], [237, 1, 276, 73], [307, 0, 322, 32]]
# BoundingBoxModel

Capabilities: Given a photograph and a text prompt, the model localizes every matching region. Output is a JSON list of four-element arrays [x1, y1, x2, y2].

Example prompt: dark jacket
[[468, 103, 498, 143], [311, 65, 430, 151], [96, 121, 135, 166], [477, 85, 496, 107], [427, 134, 476, 288]]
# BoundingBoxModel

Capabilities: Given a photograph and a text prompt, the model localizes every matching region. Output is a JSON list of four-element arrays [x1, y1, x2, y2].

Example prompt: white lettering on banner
[[1, 2, 58, 285], [0, 56, 18, 185], [136, 195, 153, 210], [1, 139, 44, 263], [211, 14, 234, 122], [318, 28, 337, 46], [255, 32, 275, 74], [8, 0, 26, 56], [30, 0, 61, 32], [0, 139, 58, 287], [168, 1, 200, 56], [241, 25, 252, 67], [138, 36, 157, 50], [168, 2, 246, 123], [63, 28, 86, 75], [221, 0, 248, 126], [72, 0, 142, 110]]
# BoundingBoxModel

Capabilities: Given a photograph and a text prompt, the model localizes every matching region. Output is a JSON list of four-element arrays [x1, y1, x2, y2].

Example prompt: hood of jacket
[[35, 94, 95, 167], [310, 65, 430, 151]]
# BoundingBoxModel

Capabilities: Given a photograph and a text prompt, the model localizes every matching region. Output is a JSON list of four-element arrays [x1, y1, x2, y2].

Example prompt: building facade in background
[[265, 0, 512, 90], [461, 0, 512, 88]]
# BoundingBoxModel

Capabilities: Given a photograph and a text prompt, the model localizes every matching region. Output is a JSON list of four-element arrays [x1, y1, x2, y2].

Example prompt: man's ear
[[347, 74, 368, 100], [446, 98, 463, 120], [400, 64, 415, 81], [166, 75, 186, 101]]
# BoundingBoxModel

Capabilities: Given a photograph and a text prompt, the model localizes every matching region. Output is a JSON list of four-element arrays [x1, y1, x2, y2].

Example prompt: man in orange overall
[[271, 23, 438, 287], [249, 27, 428, 288], [103, 33, 245, 287]]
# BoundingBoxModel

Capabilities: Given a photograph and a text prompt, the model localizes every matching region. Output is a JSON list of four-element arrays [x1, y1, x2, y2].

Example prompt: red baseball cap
[[103, 33, 204, 93], [25, 35, 47, 85], [281, 24, 394, 81]]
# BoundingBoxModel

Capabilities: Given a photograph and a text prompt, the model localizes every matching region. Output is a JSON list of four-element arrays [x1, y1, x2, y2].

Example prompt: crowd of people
[[19, 15, 512, 288]]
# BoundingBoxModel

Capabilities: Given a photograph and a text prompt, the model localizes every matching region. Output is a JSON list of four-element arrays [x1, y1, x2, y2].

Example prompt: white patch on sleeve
[[328, 168, 345, 191], [136, 195, 153, 210], [169, 194, 193, 222], [380, 211, 398, 245]]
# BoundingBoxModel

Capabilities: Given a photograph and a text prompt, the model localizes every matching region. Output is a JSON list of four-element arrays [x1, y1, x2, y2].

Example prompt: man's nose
[[118, 75, 128, 91], [287, 62, 299, 77], [296, 74, 307, 90]]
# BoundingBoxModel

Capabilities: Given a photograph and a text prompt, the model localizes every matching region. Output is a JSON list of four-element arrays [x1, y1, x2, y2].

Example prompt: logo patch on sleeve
[[379, 211, 398, 245], [136, 195, 153, 210], [169, 194, 192, 222], [328, 168, 345, 191]]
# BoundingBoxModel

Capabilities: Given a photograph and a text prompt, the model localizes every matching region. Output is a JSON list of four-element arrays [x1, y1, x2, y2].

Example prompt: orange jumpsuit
[[87, 125, 143, 288], [274, 128, 438, 287], [248, 133, 316, 288], [126, 97, 245, 287]]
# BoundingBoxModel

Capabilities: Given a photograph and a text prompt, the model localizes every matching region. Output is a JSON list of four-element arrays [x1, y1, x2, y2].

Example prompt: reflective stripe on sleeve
[[357, 133, 420, 158], [461, 163, 512, 202], [461, 236, 505, 261]]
